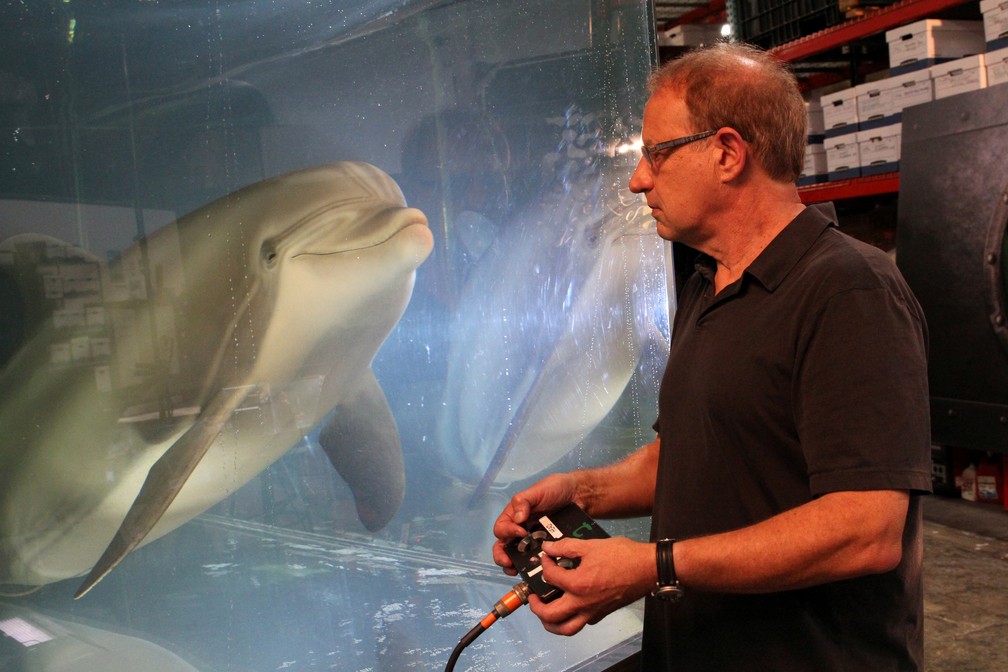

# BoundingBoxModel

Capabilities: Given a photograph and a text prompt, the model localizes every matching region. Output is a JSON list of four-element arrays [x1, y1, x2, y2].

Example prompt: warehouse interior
[[0, 1, 1006, 671]]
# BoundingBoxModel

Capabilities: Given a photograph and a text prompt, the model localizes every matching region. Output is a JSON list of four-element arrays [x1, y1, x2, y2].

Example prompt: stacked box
[[931, 445, 957, 496], [985, 45, 1008, 85], [824, 132, 860, 180], [658, 23, 724, 47], [820, 87, 858, 136], [799, 99, 827, 186], [981, 0, 1008, 50], [806, 100, 825, 141], [932, 54, 988, 99], [885, 19, 985, 74], [888, 70, 936, 116], [799, 143, 828, 185], [855, 70, 933, 128], [856, 123, 901, 175], [854, 78, 891, 129]]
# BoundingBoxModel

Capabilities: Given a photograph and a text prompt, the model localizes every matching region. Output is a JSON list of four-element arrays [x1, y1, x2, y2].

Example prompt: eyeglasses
[[640, 130, 716, 165]]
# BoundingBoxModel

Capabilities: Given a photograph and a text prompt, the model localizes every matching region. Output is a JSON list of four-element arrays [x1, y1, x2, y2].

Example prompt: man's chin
[[655, 219, 676, 242]]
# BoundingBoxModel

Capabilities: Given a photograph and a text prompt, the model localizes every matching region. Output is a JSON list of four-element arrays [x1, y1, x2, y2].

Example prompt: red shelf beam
[[770, 0, 971, 62], [798, 172, 900, 203]]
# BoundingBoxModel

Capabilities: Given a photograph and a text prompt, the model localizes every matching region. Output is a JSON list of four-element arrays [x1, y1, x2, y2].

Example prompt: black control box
[[503, 503, 608, 602]]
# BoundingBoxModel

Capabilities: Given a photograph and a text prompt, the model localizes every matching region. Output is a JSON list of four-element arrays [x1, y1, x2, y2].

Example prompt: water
[[0, 1, 665, 669]]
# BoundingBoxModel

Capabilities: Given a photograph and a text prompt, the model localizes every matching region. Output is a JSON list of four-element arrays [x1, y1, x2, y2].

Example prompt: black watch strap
[[652, 538, 684, 601]]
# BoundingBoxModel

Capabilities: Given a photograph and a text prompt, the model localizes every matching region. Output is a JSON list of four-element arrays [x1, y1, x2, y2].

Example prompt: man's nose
[[628, 157, 652, 194]]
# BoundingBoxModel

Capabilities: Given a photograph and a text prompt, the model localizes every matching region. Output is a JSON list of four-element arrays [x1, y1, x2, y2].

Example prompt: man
[[492, 43, 932, 671]]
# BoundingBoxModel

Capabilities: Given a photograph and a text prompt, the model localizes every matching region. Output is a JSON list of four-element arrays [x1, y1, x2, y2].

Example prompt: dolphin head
[[174, 162, 433, 385], [256, 162, 432, 272]]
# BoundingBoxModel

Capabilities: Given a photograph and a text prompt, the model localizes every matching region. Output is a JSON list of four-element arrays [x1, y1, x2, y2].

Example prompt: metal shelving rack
[[767, 0, 974, 202]]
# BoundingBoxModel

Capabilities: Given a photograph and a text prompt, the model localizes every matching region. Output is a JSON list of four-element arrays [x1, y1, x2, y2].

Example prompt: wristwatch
[[652, 538, 684, 601]]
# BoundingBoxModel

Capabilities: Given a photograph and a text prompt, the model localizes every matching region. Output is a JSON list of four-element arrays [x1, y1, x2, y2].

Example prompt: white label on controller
[[539, 515, 563, 539]]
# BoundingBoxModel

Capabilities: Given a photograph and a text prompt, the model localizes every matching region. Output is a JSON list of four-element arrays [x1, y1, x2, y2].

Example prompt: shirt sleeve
[[795, 284, 933, 496]]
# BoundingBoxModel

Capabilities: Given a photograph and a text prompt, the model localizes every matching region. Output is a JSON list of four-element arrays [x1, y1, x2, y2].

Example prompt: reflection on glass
[[0, 1, 665, 670]]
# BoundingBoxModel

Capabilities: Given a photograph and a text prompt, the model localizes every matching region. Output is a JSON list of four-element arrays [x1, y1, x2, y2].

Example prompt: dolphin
[[437, 178, 669, 493], [0, 162, 432, 596]]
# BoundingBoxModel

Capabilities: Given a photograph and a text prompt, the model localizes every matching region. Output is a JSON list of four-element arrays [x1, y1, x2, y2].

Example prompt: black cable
[[444, 623, 486, 672], [444, 582, 530, 672]]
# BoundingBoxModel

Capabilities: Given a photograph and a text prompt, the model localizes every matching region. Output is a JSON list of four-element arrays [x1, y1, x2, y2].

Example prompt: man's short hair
[[648, 43, 807, 183]]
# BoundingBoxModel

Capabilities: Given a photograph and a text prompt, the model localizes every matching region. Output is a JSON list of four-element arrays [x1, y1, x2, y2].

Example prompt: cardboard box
[[976, 455, 1004, 505], [932, 54, 988, 99], [856, 71, 934, 128], [658, 23, 723, 47], [889, 69, 936, 115], [798, 143, 828, 185], [931, 445, 958, 496], [824, 132, 861, 180], [854, 78, 893, 128], [986, 44, 1008, 86], [805, 100, 825, 140], [820, 87, 858, 136], [886, 19, 985, 74], [981, 0, 1008, 46], [856, 123, 901, 175]]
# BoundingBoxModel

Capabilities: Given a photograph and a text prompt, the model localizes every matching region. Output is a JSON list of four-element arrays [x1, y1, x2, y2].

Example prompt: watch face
[[654, 584, 684, 602]]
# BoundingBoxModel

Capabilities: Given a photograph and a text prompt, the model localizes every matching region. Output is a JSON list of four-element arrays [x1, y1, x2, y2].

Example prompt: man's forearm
[[573, 436, 660, 519], [674, 489, 910, 594]]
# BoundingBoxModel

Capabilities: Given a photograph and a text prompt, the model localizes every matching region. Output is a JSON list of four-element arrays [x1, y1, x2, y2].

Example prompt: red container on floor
[[976, 456, 1003, 505]]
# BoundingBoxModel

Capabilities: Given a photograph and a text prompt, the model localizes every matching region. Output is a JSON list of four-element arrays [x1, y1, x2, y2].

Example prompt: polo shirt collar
[[745, 202, 837, 292], [694, 202, 837, 291]]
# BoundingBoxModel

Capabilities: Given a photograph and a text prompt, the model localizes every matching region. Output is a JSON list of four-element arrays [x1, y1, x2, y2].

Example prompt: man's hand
[[525, 536, 656, 636], [492, 473, 581, 575]]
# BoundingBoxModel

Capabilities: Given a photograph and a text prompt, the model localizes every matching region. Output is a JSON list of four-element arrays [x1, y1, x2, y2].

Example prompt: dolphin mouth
[[287, 208, 430, 259]]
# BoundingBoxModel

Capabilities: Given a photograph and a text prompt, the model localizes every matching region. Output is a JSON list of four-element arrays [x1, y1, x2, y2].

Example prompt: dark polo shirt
[[643, 203, 932, 671]]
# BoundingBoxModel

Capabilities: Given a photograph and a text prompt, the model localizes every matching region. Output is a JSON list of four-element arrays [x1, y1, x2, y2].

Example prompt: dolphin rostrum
[[0, 162, 432, 596]]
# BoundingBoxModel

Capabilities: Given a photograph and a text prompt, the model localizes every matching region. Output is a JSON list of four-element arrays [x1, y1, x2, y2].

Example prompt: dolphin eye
[[261, 242, 279, 268]]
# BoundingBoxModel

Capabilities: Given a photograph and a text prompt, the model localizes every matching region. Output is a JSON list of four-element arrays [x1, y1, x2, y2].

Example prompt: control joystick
[[516, 530, 550, 557], [503, 503, 608, 602]]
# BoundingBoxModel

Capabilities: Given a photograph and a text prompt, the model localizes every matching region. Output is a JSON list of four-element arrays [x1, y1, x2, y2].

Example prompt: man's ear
[[712, 128, 747, 182]]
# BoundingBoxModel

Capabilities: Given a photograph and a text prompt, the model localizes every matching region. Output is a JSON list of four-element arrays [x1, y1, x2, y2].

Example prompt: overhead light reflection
[[614, 138, 643, 157]]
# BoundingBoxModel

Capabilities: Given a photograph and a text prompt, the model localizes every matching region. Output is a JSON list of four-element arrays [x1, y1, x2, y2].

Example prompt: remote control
[[502, 503, 608, 602]]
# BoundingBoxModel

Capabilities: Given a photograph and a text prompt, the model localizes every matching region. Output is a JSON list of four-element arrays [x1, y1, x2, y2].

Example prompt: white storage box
[[981, 0, 1008, 46], [824, 132, 861, 180], [806, 101, 825, 139], [985, 45, 1008, 86], [888, 70, 935, 115], [854, 78, 893, 128], [886, 19, 985, 73], [658, 23, 723, 47], [798, 143, 828, 185], [820, 87, 858, 136], [932, 54, 988, 99], [855, 71, 933, 128], [856, 124, 901, 175]]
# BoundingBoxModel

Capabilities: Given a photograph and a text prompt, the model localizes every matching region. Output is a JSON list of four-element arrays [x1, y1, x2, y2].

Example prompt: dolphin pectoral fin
[[468, 363, 551, 507], [317, 373, 404, 532], [74, 384, 251, 599]]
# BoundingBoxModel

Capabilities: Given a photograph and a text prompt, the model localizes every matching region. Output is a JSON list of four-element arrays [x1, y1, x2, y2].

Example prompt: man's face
[[629, 89, 716, 245]]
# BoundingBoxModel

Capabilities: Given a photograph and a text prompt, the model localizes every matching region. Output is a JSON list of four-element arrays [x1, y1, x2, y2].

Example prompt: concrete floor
[[923, 496, 1008, 671]]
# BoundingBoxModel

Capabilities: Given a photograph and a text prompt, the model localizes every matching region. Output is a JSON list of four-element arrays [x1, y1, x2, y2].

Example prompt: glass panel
[[0, 1, 669, 670]]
